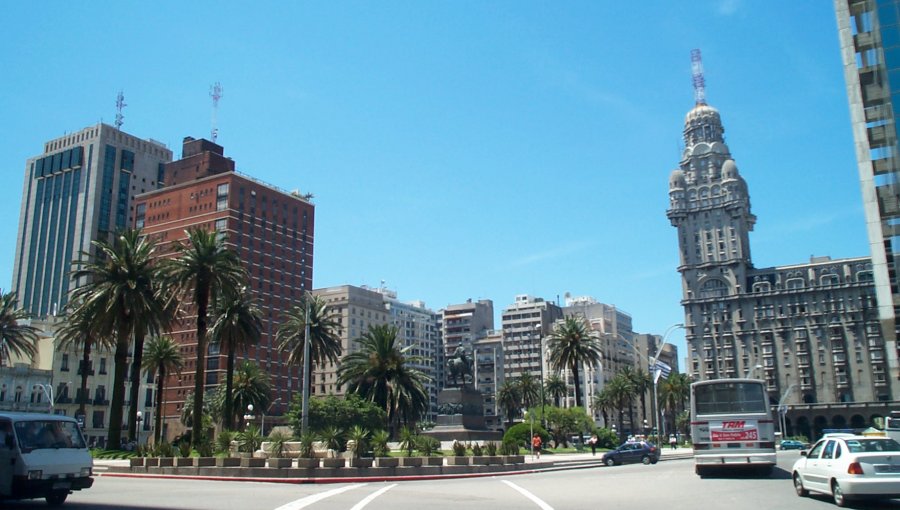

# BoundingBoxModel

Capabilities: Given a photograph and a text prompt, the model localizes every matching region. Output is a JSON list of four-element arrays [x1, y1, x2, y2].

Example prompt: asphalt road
[[5, 452, 900, 510]]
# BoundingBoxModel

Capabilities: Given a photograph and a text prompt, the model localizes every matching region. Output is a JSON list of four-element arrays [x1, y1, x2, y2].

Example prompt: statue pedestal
[[424, 386, 502, 442]]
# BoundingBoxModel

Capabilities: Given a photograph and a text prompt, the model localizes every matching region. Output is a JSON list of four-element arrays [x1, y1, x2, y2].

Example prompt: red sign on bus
[[710, 419, 759, 441]]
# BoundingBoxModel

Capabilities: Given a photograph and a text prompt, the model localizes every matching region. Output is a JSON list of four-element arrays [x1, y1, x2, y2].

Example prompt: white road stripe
[[501, 480, 554, 510], [349, 483, 397, 510], [272, 483, 367, 510]]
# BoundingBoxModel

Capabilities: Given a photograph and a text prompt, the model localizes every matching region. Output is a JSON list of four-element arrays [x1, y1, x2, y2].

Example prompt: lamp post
[[612, 423, 617, 443], [35, 383, 55, 411], [643, 419, 649, 439], [745, 363, 763, 378], [136, 411, 144, 446], [651, 323, 684, 442], [524, 408, 534, 459], [262, 397, 282, 436], [778, 384, 797, 440], [244, 404, 255, 429]]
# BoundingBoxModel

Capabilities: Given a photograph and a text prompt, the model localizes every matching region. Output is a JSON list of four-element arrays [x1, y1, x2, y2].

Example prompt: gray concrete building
[[667, 85, 896, 438], [473, 331, 504, 431], [11, 124, 173, 316], [501, 295, 562, 382], [440, 299, 493, 386]]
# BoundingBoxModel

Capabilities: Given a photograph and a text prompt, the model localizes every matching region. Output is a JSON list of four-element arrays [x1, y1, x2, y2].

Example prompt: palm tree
[[230, 361, 272, 429], [141, 336, 184, 444], [592, 388, 612, 427], [0, 291, 38, 367], [276, 293, 342, 415], [546, 316, 602, 408], [56, 299, 115, 422], [162, 227, 246, 448], [517, 372, 540, 410], [336, 324, 429, 435], [497, 380, 521, 428], [629, 368, 653, 426], [604, 373, 635, 440], [209, 287, 262, 430], [545, 374, 567, 408], [70, 229, 170, 449], [659, 372, 691, 432], [619, 366, 638, 434]]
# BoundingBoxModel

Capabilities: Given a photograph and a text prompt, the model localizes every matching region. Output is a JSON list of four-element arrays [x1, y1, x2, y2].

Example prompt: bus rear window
[[694, 382, 767, 415]]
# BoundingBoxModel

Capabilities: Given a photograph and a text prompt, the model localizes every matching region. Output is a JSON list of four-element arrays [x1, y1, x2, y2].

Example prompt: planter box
[[423, 456, 444, 467], [267, 458, 292, 468], [145, 457, 160, 467], [194, 457, 216, 467], [129, 457, 145, 468], [483, 455, 503, 465], [445, 456, 469, 466], [320, 458, 345, 468], [348, 458, 373, 468], [158, 457, 174, 467], [471, 456, 490, 466], [216, 457, 241, 467], [175, 457, 194, 467], [295, 458, 319, 468], [502, 455, 525, 464], [240, 457, 265, 468], [399, 457, 423, 467], [374, 457, 399, 468]]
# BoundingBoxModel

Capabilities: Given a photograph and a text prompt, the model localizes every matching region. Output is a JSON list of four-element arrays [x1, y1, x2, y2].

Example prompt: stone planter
[[194, 457, 216, 467], [240, 457, 265, 468], [483, 455, 503, 465], [471, 456, 490, 466], [374, 457, 399, 468], [347, 457, 373, 468], [267, 458, 292, 468], [423, 456, 444, 467], [399, 456, 423, 467], [445, 456, 469, 466], [145, 457, 160, 467], [295, 458, 319, 468], [175, 457, 193, 467], [129, 457, 145, 467], [502, 455, 525, 464], [158, 457, 174, 467], [320, 457, 345, 468], [216, 457, 241, 467]]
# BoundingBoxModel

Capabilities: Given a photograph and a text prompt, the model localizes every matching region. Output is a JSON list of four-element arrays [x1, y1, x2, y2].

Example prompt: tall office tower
[[668, 78, 894, 438], [134, 137, 314, 437], [440, 299, 494, 386], [501, 295, 562, 382], [11, 124, 173, 317], [473, 331, 504, 430], [835, 0, 900, 388]]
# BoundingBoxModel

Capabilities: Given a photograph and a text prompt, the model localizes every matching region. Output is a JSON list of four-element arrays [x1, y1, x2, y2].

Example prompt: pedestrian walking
[[669, 434, 677, 450], [532, 434, 542, 459], [588, 434, 598, 456]]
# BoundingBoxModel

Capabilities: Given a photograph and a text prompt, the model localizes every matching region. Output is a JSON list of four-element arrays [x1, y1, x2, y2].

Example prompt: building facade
[[134, 137, 314, 438], [473, 331, 504, 430], [835, 0, 900, 389], [501, 295, 562, 382], [11, 124, 172, 317], [667, 89, 897, 439], [440, 299, 493, 386]]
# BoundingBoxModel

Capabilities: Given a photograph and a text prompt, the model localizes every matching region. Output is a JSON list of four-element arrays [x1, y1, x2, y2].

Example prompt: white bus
[[690, 378, 777, 476]]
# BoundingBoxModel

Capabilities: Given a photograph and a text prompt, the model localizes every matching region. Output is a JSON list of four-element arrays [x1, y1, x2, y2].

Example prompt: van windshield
[[14, 420, 86, 451]]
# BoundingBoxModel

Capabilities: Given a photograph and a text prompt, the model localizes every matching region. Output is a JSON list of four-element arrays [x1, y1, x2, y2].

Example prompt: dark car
[[601, 441, 660, 466], [780, 439, 806, 450]]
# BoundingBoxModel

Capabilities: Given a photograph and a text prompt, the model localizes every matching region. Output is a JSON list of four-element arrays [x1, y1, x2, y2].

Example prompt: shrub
[[594, 427, 618, 449], [215, 430, 235, 456], [298, 432, 317, 458], [320, 426, 344, 456], [371, 430, 391, 457], [399, 426, 418, 457], [347, 426, 370, 459], [484, 441, 498, 456], [236, 425, 263, 454], [416, 435, 440, 456], [267, 431, 290, 458], [451, 440, 467, 456], [500, 439, 520, 456], [178, 441, 192, 458], [470, 443, 483, 456], [154, 441, 174, 457], [503, 422, 549, 449]]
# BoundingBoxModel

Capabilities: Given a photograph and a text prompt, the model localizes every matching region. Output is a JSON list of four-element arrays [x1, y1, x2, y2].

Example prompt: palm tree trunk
[[128, 325, 147, 442], [108, 333, 129, 449], [224, 349, 235, 430], [154, 367, 166, 445], [192, 290, 210, 449], [571, 361, 582, 408], [78, 340, 92, 420]]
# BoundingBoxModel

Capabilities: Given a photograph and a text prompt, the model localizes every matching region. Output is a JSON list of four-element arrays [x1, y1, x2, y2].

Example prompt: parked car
[[601, 441, 659, 466], [780, 440, 806, 450], [792, 435, 900, 507]]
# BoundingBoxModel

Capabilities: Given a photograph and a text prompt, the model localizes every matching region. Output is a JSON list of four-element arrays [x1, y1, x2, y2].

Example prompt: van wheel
[[605, 458, 616, 467], [641, 455, 651, 465], [46, 491, 68, 506]]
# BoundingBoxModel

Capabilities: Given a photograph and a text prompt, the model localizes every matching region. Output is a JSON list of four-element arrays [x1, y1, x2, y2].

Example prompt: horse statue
[[447, 346, 473, 387]]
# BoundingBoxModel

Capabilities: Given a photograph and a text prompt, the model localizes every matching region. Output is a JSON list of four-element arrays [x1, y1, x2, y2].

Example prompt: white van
[[0, 412, 94, 506]]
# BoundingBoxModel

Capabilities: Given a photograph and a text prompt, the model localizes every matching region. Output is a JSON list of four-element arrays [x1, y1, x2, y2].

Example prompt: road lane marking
[[349, 483, 397, 510], [501, 480, 554, 510], [273, 483, 367, 510]]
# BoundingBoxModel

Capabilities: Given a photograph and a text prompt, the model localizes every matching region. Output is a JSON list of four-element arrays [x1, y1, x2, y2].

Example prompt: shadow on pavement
[[697, 465, 790, 479], [2, 502, 178, 510]]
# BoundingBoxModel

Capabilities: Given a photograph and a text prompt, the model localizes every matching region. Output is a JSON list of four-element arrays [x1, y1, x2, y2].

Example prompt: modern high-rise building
[[440, 299, 493, 386], [667, 77, 896, 439], [134, 137, 314, 438], [500, 295, 562, 382], [473, 331, 504, 430], [835, 0, 900, 389], [11, 124, 173, 317]]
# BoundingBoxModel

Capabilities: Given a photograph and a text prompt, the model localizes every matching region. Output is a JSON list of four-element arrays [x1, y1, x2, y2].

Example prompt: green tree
[[230, 361, 272, 429], [162, 227, 247, 448], [629, 368, 652, 426], [592, 388, 613, 428], [544, 406, 593, 447], [497, 380, 521, 428], [336, 324, 429, 435], [56, 298, 114, 422], [70, 229, 170, 449], [0, 291, 38, 367], [659, 372, 691, 432], [517, 373, 541, 409], [502, 422, 549, 450], [180, 388, 223, 430], [619, 366, 638, 434], [209, 286, 262, 430], [605, 373, 636, 439], [287, 394, 386, 436], [546, 316, 602, 408], [544, 374, 567, 408], [141, 336, 184, 444]]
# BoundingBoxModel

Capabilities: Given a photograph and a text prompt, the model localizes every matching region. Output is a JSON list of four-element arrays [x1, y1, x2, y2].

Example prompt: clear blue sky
[[0, 1, 869, 368]]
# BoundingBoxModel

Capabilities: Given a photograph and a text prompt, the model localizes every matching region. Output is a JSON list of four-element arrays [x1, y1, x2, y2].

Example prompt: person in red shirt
[[532, 434, 542, 459]]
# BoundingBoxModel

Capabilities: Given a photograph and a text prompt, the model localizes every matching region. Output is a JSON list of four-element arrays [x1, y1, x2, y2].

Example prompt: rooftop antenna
[[115, 91, 126, 130], [210, 82, 223, 142], [691, 49, 706, 105]]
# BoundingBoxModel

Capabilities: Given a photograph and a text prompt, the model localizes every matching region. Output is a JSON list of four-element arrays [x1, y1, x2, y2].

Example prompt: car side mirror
[[800, 450, 807, 457]]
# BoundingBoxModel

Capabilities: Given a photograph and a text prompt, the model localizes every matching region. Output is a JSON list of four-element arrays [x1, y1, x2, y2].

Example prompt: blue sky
[[0, 1, 870, 367]]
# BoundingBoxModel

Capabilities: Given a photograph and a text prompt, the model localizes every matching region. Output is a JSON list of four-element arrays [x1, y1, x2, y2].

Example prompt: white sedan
[[792, 435, 900, 507]]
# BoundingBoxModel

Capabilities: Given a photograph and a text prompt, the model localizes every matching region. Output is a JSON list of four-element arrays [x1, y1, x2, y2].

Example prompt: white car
[[792, 435, 900, 507]]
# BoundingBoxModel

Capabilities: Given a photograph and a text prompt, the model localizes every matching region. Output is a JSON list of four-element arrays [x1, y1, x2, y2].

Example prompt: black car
[[601, 441, 660, 466]]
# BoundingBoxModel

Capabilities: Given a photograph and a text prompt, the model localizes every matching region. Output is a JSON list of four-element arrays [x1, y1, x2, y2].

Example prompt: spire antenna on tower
[[115, 90, 126, 130], [210, 82, 223, 142], [691, 49, 706, 105]]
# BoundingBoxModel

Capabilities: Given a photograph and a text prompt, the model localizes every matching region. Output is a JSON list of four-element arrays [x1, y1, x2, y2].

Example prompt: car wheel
[[46, 491, 68, 506], [605, 458, 616, 467], [641, 455, 651, 465], [793, 473, 808, 497], [832, 480, 850, 507]]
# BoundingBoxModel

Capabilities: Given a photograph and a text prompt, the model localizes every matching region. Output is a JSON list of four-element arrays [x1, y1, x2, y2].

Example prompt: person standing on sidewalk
[[532, 434, 542, 459], [669, 434, 677, 450], [588, 434, 598, 456]]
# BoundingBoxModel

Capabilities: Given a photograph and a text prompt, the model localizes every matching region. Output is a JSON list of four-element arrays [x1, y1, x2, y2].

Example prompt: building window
[[61, 353, 70, 371], [786, 278, 805, 290]]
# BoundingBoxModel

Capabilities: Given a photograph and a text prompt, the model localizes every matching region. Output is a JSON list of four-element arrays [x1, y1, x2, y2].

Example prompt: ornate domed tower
[[667, 51, 756, 378]]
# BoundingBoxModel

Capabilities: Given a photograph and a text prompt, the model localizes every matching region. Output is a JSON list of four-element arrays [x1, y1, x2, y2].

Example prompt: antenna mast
[[691, 49, 706, 105], [210, 82, 223, 142], [115, 91, 126, 130]]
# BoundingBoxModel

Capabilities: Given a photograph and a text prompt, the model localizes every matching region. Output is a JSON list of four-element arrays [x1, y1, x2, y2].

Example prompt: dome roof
[[684, 103, 720, 124], [669, 169, 686, 189], [722, 159, 739, 181]]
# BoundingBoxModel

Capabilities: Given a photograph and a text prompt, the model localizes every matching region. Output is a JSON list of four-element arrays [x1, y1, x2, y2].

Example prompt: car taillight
[[847, 462, 864, 475]]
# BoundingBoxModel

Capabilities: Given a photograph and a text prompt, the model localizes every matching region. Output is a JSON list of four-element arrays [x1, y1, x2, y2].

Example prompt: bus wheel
[[793, 473, 808, 497]]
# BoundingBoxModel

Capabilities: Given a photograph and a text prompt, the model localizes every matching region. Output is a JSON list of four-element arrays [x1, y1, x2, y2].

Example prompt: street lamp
[[262, 398, 282, 436], [244, 404, 255, 429], [643, 419, 649, 439], [778, 384, 797, 440], [524, 408, 535, 459], [651, 323, 684, 441], [745, 363, 763, 378], [136, 411, 144, 446]]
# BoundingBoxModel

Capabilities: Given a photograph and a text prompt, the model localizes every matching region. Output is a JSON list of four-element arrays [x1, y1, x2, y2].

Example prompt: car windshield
[[845, 438, 900, 453], [14, 420, 86, 451]]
